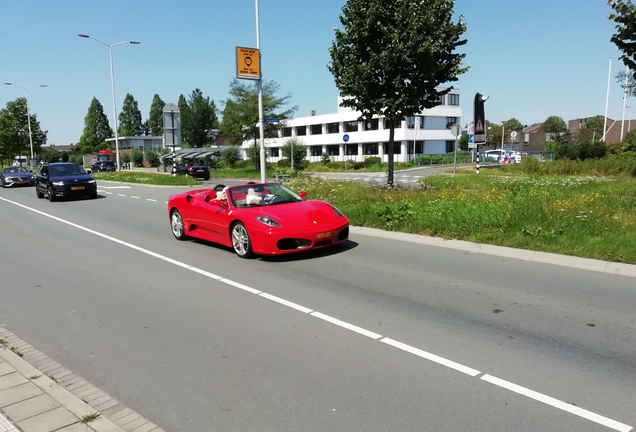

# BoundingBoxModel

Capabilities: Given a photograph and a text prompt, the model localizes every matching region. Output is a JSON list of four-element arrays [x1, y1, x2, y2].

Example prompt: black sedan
[[35, 162, 97, 201], [0, 167, 36, 188], [91, 161, 116, 173], [172, 164, 210, 180]]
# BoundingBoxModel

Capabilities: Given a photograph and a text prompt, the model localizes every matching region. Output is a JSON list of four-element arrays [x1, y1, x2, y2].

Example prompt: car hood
[[49, 174, 94, 182], [5, 172, 34, 178], [242, 200, 346, 228]]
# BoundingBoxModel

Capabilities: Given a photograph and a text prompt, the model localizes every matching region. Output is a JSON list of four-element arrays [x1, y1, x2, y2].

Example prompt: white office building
[[240, 88, 462, 163]]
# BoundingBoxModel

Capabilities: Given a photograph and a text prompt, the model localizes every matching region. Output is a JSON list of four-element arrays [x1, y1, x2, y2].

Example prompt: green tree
[[220, 79, 297, 145], [504, 118, 523, 132], [459, 133, 469, 151], [576, 116, 605, 142], [246, 142, 267, 170], [221, 145, 241, 168], [539, 116, 568, 134], [118, 93, 143, 136], [147, 94, 165, 136], [609, 1, 636, 72], [282, 138, 307, 169], [328, 0, 468, 185], [0, 98, 47, 161], [485, 120, 502, 149], [180, 88, 218, 148], [177, 94, 192, 148], [77, 98, 112, 154]]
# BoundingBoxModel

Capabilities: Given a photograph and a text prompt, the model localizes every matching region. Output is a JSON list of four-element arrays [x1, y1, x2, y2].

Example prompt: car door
[[197, 194, 232, 243], [36, 166, 49, 193]]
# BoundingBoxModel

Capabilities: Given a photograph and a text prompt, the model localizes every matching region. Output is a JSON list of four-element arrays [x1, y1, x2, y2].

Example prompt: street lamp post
[[627, 106, 632, 135], [4, 83, 47, 162], [78, 34, 140, 172], [501, 121, 506, 150]]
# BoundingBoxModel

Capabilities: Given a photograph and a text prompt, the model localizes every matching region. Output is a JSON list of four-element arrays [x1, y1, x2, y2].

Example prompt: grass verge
[[93, 171, 203, 186]]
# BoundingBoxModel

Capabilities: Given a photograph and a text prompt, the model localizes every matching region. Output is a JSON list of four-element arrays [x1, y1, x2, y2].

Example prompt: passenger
[[246, 187, 263, 205]]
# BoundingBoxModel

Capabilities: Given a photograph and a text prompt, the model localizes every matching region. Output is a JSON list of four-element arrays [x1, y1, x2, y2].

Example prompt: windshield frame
[[228, 183, 303, 208]]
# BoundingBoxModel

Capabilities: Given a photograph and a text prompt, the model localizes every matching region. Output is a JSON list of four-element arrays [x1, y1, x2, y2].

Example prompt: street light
[[4, 83, 47, 161], [501, 121, 507, 150], [78, 34, 140, 172], [627, 106, 632, 135]]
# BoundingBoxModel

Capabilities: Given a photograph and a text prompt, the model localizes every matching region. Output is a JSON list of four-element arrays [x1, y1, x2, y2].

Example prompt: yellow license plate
[[316, 232, 331, 239], [71, 186, 85, 190]]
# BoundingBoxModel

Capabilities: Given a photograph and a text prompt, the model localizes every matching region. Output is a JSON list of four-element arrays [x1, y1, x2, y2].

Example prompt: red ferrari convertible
[[167, 182, 349, 258]]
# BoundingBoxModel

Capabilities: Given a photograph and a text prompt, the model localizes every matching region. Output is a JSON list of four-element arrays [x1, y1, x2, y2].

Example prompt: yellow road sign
[[236, 46, 260, 80]]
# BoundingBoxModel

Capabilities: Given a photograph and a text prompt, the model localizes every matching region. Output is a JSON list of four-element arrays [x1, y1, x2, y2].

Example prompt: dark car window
[[50, 164, 86, 176]]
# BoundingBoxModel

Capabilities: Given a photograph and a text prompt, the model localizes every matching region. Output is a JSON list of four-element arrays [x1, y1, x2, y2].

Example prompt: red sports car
[[167, 183, 349, 258]]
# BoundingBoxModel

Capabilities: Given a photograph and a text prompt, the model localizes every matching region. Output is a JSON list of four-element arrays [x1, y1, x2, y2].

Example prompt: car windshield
[[228, 183, 303, 208], [49, 164, 87, 176], [3, 167, 29, 174]]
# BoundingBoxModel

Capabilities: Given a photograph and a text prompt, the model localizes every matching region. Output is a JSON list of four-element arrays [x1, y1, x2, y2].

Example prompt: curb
[[0, 328, 165, 432], [350, 226, 636, 278]]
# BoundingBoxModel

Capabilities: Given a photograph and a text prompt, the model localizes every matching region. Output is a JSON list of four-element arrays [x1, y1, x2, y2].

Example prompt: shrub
[[277, 158, 291, 168], [321, 152, 331, 165], [234, 159, 250, 169], [326, 161, 345, 170], [132, 149, 144, 167], [145, 150, 160, 167], [352, 161, 365, 170], [364, 156, 381, 167]]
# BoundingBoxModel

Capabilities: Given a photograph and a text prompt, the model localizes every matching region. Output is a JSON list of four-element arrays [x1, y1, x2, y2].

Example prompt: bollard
[[476, 155, 480, 174]]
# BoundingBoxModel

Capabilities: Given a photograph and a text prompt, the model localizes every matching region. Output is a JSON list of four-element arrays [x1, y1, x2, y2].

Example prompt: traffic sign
[[343, 134, 350, 143], [264, 118, 280, 123], [469, 134, 474, 144], [450, 124, 461, 137], [236, 46, 261, 80]]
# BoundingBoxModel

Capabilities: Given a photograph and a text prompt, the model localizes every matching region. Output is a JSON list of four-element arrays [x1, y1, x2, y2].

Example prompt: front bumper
[[51, 183, 97, 197], [3, 177, 35, 187], [249, 220, 350, 255]]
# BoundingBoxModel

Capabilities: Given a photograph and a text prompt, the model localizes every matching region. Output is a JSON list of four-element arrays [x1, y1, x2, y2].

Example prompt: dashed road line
[[0, 195, 631, 432]]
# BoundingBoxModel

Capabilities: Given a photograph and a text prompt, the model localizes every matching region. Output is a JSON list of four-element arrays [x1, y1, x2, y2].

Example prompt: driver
[[246, 187, 264, 205]]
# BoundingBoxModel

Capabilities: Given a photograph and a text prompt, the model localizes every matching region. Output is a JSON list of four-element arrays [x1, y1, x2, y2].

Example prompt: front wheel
[[170, 209, 188, 240], [47, 186, 56, 202], [232, 222, 254, 258], [36, 185, 44, 198]]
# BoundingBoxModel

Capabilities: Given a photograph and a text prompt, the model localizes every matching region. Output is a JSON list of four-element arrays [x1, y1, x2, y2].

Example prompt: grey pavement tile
[[100, 403, 125, 417], [106, 407, 133, 423], [66, 380, 90, 392], [31, 358, 55, 370], [0, 412, 17, 432], [0, 372, 28, 391], [129, 422, 158, 432], [0, 382, 43, 408], [51, 369, 73, 381], [0, 362, 14, 377], [58, 374, 81, 386], [91, 398, 119, 414], [16, 406, 78, 432], [113, 412, 139, 427], [84, 391, 107, 403], [39, 362, 62, 374], [54, 424, 92, 432], [23, 353, 46, 363], [45, 366, 67, 378], [87, 395, 111, 408], [70, 384, 94, 397], [75, 386, 100, 399], [121, 417, 148, 432], [1, 393, 59, 423]]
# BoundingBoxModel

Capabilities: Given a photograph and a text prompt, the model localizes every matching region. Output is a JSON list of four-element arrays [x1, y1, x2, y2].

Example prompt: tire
[[213, 184, 226, 192], [36, 185, 44, 199], [47, 186, 56, 202], [170, 209, 188, 240], [89, 192, 97, 199], [231, 222, 254, 258], [0, 178, 5, 188]]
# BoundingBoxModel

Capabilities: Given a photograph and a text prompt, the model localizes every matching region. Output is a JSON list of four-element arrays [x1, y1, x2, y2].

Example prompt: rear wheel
[[170, 209, 188, 240], [47, 186, 56, 202], [232, 222, 254, 258]]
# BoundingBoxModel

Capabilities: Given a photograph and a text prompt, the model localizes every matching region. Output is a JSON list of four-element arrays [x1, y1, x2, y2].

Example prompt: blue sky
[[0, 0, 629, 145]]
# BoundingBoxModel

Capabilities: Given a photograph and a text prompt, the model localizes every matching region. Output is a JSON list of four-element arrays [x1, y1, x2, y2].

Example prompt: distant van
[[13, 156, 28, 167]]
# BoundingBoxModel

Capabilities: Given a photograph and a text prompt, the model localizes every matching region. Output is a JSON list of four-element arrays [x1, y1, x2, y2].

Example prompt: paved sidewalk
[[0, 328, 164, 432]]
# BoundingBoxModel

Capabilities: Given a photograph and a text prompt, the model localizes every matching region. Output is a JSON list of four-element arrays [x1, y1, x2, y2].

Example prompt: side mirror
[[299, 190, 307, 199]]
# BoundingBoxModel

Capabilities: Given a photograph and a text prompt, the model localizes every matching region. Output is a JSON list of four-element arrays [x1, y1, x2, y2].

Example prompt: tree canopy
[[0, 98, 47, 163], [220, 79, 297, 145], [328, 0, 468, 184], [147, 94, 165, 137], [77, 97, 113, 154], [575, 116, 605, 142], [118, 93, 143, 136], [609, 1, 636, 73], [178, 89, 219, 148], [539, 116, 568, 134]]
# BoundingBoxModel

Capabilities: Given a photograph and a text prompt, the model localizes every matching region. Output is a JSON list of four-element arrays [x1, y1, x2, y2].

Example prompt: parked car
[[35, 162, 97, 201], [91, 161, 116, 173], [173, 164, 210, 180], [482, 150, 508, 162], [0, 166, 35, 188], [168, 182, 349, 258]]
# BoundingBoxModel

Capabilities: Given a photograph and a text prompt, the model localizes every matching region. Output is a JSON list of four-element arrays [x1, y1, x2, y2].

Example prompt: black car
[[35, 162, 97, 201], [173, 164, 210, 180], [0, 166, 36, 188], [91, 161, 116, 173]]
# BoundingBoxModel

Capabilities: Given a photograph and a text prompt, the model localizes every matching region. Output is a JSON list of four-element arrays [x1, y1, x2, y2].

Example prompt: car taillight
[[188, 167, 193, 172]]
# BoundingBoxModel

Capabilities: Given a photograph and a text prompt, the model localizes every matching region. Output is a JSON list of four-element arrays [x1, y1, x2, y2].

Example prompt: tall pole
[[602, 57, 612, 142], [4, 83, 47, 162], [78, 35, 140, 172], [255, 0, 266, 183], [501, 122, 505, 150], [621, 65, 628, 141], [628, 106, 632, 134]]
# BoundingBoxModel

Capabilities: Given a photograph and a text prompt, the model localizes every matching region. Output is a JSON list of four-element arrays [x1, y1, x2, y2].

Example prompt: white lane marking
[[147, 199, 157, 202], [131, 196, 140, 199], [117, 194, 126, 197], [0, 195, 632, 432], [105, 192, 112, 195], [311, 312, 382, 339], [260, 293, 314, 314], [381, 338, 480, 377], [481, 375, 633, 432], [97, 186, 131, 189]]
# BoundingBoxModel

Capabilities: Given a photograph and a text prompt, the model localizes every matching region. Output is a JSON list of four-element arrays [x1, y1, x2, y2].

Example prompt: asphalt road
[[0, 183, 634, 432]]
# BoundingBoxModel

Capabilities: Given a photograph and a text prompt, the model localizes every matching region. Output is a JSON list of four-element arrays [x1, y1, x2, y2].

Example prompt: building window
[[327, 122, 339, 134], [408, 141, 424, 154], [406, 117, 416, 129], [438, 94, 445, 105], [310, 124, 322, 135], [282, 127, 292, 137], [344, 121, 358, 132], [383, 118, 402, 129], [446, 140, 455, 153], [446, 117, 458, 129], [327, 145, 339, 156], [311, 146, 322, 156], [364, 118, 379, 131], [270, 147, 280, 157], [448, 94, 459, 105], [363, 143, 378, 155], [296, 126, 307, 136], [383, 142, 401, 154], [345, 144, 358, 155]]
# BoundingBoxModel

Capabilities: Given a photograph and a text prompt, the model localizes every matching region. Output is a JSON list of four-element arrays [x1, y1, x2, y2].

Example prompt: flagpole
[[621, 65, 628, 141], [602, 57, 612, 142]]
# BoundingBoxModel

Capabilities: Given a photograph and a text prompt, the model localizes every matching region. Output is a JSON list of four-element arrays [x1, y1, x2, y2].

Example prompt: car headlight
[[256, 216, 281, 227], [88, 179, 96, 183], [52, 181, 64, 186], [331, 206, 343, 217]]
